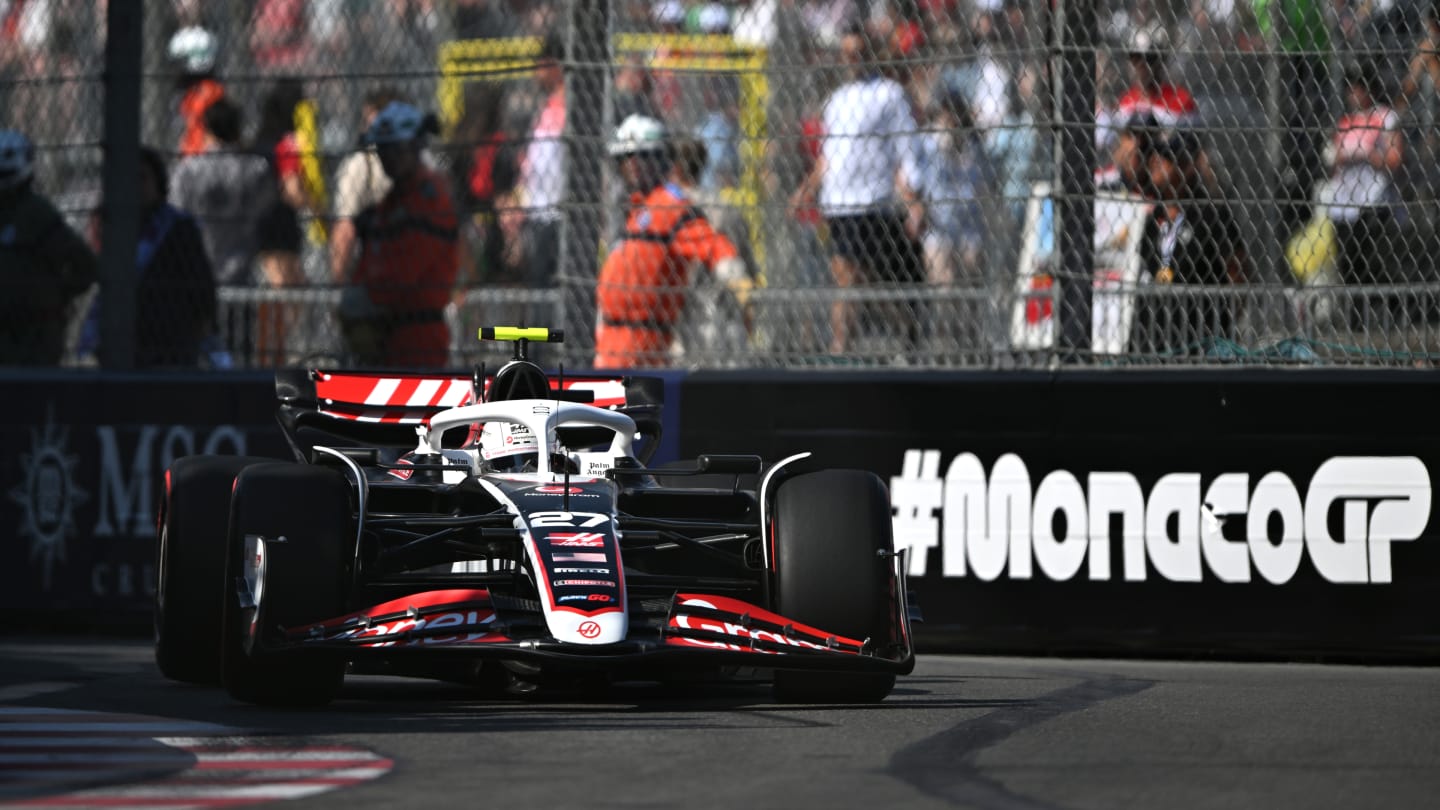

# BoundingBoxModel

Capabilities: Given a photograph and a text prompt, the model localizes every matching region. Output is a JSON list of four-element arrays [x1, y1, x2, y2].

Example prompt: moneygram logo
[[891, 451, 1431, 585]]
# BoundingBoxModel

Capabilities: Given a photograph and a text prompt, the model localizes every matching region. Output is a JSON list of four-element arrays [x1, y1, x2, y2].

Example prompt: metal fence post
[[1055, 0, 1096, 362], [562, 0, 610, 367], [98, 0, 143, 371]]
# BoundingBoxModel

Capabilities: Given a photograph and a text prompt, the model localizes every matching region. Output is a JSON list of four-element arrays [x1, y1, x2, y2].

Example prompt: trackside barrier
[[0, 372, 288, 628], [678, 369, 1440, 661], [6, 368, 1440, 663]]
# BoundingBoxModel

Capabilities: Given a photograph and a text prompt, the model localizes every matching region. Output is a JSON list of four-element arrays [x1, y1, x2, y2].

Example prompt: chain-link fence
[[3, 0, 1437, 371]]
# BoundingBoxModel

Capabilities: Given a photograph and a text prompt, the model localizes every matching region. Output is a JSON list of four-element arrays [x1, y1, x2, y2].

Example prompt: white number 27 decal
[[529, 511, 609, 528]]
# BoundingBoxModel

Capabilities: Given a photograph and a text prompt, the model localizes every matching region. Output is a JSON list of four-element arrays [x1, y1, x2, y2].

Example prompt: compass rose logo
[[8, 405, 88, 591]]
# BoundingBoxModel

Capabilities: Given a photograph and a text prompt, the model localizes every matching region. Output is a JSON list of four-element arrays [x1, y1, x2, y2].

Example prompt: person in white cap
[[594, 115, 751, 368]]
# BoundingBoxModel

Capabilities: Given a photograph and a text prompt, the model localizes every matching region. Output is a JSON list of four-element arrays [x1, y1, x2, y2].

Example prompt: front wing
[[275, 577, 915, 675]]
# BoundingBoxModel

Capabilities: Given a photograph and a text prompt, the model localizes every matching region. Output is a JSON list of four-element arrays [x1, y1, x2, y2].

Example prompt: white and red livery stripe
[[316, 374, 474, 425], [666, 594, 867, 654], [314, 372, 629, 424]]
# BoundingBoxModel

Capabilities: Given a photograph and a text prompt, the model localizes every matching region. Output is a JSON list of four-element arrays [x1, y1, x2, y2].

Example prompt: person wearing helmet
[[167, 26, 226, 159], [476, 421, 541, 474], [608, 114, 670, 192], [594, 114, 750, 368], [329, 87, 405, 285], [0, 129, 98, 365], [343, 102, 458, 368]]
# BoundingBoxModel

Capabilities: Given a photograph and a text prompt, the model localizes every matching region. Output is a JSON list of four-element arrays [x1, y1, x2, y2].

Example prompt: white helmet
[[478, 421, 540, 473], [1125, 23, 1171, 56], [167, 26, 217, 75], [608, 114, 667, 157], [364, 101, 435, 146], [0, 130, 34, 191]]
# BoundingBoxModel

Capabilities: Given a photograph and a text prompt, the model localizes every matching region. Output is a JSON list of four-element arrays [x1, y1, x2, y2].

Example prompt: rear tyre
[[155, 455, 275, 684], [771, 469, 897, 704], [220, 463, 350, 706]]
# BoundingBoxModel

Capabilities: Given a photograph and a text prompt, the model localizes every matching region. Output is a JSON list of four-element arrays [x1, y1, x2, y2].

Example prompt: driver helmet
[[477, 421, 540, 473]]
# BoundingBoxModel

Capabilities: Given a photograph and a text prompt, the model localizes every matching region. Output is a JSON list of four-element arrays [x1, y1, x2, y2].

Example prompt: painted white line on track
[[0, 684, 78, 703], [191, 750, 385, 762], [0, 708, 392, 808], [0, 737, 193, 748], [0, 752, 198, 764], [0, 723, 232, 734], [64, 783, 339, 800]]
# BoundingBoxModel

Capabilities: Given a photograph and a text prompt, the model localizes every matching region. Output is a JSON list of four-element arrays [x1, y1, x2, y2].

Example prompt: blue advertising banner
[[0, 371, 289, 627]]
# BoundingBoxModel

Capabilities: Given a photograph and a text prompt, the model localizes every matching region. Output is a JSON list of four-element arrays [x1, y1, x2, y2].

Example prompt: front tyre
[[155, 455, 275, 684], [772, 469, 897, 704], [220, 463, 350, 706]]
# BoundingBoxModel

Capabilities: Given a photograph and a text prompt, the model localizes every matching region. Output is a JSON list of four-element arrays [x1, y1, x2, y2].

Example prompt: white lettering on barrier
[[11, 402, 252, 592], [1033, 470, 1087, 582], [94, 425, 248, 539], [94, 426, 157, 539], [894, 450, 942, 577], [891, 452, 1431, 585], [1248, 472, 1304, 584]]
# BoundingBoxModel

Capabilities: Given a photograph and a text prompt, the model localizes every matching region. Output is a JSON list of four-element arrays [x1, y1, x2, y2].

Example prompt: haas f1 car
[[155, 328, 915, 705]]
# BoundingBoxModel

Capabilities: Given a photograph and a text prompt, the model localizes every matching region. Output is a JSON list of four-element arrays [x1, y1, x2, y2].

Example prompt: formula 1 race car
[[154, 328, 914, 706]]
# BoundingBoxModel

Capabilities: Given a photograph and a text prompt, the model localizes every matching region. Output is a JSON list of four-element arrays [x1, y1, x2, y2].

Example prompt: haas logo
[[578, 621, 602, 639], [549, 532, 605, 548]]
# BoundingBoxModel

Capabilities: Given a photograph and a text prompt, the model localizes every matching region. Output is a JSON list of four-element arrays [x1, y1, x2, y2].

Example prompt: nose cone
[[549, 609, 627, 645]]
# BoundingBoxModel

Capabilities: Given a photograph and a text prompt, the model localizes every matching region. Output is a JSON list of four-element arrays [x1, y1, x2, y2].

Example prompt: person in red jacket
[[595, 115, 751, 369], [342, 102, 459, 368]]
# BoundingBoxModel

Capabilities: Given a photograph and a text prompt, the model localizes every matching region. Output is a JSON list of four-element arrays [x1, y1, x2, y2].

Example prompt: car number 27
[[529, 511, 609, 528]]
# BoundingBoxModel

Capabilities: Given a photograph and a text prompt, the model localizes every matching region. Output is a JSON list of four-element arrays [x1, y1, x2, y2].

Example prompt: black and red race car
[[155, 328, 915, 705]]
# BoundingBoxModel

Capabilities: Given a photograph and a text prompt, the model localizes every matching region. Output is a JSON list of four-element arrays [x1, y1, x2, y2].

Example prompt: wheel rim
[[154, 521, 170, 637]]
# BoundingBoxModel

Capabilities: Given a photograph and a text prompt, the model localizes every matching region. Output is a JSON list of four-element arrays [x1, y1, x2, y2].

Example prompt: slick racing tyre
[[155, 455, 275, 685], [220, 463, 350, 706], [772, 469, 897, 704]]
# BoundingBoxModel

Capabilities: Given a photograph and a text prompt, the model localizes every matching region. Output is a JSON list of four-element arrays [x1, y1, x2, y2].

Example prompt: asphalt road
[[1, 638, 1437, 809]]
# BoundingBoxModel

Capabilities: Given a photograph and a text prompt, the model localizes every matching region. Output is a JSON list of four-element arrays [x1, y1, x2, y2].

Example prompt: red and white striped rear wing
[[275, 369, 660, 426]]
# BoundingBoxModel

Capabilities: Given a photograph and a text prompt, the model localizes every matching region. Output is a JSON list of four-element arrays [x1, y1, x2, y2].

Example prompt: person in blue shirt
[[80, 147, 218, 368]]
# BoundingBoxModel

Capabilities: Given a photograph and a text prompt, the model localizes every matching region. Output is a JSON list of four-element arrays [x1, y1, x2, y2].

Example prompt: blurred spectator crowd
[[2, 0, 1439, 369]]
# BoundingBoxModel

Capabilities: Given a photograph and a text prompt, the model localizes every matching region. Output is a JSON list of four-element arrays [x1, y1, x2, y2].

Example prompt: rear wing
[[274, 369, 664, 461]]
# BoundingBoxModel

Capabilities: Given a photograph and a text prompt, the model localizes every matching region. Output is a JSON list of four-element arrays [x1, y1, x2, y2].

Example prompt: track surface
[[1, 638, 1437, 809]]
